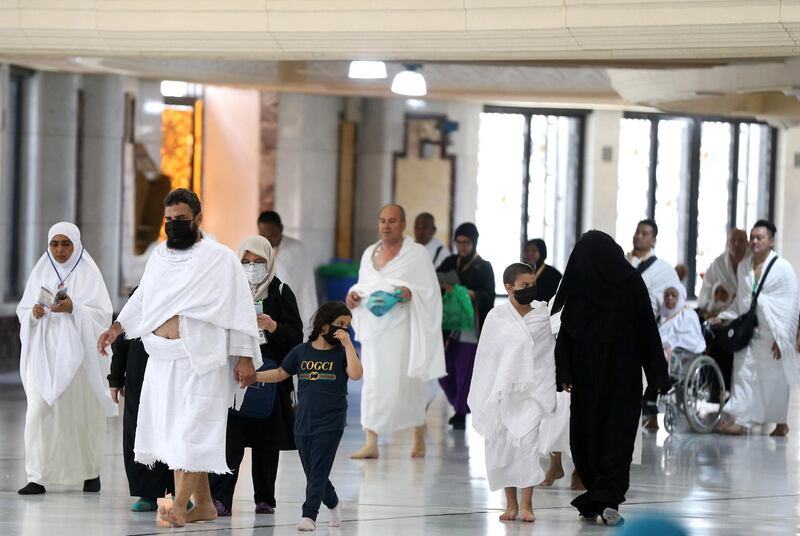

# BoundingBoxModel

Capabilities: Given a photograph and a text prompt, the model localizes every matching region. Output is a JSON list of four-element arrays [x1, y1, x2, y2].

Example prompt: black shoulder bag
[[717, 256, 778, 353]]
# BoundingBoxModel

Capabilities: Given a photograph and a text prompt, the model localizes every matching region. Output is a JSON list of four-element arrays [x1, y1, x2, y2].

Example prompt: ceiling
[[4, 1, 800, 121], [2, 1, 800, 62]]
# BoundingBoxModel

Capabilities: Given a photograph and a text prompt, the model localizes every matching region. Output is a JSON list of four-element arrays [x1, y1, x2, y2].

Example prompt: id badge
[[259, 330, 268, 345]]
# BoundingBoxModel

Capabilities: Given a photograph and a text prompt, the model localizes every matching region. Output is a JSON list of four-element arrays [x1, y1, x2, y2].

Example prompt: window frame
[[483, 105, 588, 269], [622, 111, 777, 297]]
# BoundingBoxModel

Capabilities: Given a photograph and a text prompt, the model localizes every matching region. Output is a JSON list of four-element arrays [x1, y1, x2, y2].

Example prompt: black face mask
[[323, 326, 344, 345], [166, 219, 198, 250], [513, 285, 538, 305]]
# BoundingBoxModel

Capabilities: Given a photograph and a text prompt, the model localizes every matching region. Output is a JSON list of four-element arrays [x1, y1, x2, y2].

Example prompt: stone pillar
[[275, 93, 342, 268], [17, 71, 81, 287], [79, 74, 127, 307], [583, 110, 622, 238]]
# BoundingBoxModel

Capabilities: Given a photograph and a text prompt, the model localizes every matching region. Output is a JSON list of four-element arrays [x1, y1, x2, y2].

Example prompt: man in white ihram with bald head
[[97, 189, 261, 527], [347, 204, 445, 459]]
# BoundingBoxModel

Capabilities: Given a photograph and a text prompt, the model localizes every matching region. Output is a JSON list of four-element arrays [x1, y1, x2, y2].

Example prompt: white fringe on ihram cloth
[[134, 333, 236, 474]]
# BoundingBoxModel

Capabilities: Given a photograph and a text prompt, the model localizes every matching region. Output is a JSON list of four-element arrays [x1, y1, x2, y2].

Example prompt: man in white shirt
[[414, 212, 447, 269], [625, 219, 682, 317], [258, 211, 319, 333], [625, 219, 681, 431]]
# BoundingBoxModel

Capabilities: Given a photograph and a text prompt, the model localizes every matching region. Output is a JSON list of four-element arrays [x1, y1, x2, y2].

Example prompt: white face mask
[[243, 262, 268, 285]]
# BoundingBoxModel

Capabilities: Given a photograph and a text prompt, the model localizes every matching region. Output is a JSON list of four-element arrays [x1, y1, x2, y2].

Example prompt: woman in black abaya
[[552, 231, 669, 525]]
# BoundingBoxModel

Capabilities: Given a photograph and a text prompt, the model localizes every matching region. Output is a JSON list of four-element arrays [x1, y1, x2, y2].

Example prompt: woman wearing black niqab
[[552, 231, 669, 525]]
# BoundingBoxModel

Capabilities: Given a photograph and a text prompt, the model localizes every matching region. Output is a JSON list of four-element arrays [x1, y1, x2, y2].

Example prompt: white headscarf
[[238, 236, 277, 301], [46, 222, 84, 284], [659, 284, 706, 354], [16, 222, 116, 415], [659, 284, 687, 322], [707, 281, 735, 317]]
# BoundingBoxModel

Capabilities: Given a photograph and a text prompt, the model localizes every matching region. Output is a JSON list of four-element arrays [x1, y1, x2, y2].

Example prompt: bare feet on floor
[[719, 422, 744, 435], [538, 466, 565, 487], [157, 504, 172, 523], [770, 423, 789, 437], [499, 507, 518, 521], [167, 507, 187, 528], [409, 445, 426, 458], [571, 470, 586, 491], [410, 427, 426, 458], [519, 509, 536, 523], [350, 445, 379, 459], [642, 415, 659, 432], [185, 502, 218, 523]]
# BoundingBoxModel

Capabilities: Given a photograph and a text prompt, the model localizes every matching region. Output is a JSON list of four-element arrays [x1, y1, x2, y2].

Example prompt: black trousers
[[122, 349, 174, 499], [570, 385, 640, 517], [295, 430, 343, 521], [209, 416, 281, 509]]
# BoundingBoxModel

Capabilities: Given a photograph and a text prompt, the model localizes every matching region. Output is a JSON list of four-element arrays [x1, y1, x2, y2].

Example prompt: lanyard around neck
[[46, 247, 84, 290]]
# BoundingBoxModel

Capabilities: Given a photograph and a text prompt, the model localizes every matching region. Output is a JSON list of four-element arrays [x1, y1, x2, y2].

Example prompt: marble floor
[[1, 374, 800, 535]]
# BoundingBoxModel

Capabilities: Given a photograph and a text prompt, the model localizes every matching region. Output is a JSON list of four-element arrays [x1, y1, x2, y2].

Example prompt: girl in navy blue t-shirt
[[256, 301, 362, 531]]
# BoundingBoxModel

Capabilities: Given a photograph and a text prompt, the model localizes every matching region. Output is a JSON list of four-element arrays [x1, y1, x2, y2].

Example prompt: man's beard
[[166, 221, 199, 250]]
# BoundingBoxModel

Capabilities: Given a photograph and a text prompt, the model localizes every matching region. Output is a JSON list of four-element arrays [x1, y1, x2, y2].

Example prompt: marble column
[[275, 93, 342, 268]]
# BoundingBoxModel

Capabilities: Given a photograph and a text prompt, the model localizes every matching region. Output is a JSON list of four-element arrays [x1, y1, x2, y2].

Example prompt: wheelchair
[[661, 347, 726, 434]]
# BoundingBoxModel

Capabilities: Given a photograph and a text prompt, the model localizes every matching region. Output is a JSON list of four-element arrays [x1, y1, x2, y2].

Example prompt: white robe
[[116, 237, 261, 473], [628, 252, 681, 316], [275, 235, 318, 335], [17, 226, 116, 485], [423, 237, 448, 269], [350, 237, 446, 434], [719, 251, 800, 427], [659, 286, 706, 355], [468, 300, 556, 491], [697, 251, 749, 313]]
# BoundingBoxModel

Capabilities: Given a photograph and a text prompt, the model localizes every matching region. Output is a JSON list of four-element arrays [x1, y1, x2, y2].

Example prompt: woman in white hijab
[[209, 236, 303, 517], [16, 222, 116, 495], [659, 285, 706, 360]]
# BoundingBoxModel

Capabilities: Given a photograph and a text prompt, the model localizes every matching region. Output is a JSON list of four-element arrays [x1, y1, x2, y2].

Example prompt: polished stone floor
[[1, 373, 799, 535]]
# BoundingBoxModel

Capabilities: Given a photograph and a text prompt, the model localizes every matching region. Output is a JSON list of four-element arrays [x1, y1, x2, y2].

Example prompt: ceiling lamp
[[391, 64, 427, 97], [348, 60, 387, 79]]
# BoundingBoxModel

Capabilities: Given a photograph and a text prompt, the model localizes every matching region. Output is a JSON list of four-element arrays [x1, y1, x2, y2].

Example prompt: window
[[4, 67, 32, 300], [478, 107, 585, 293], [617, 113, 776, 297]]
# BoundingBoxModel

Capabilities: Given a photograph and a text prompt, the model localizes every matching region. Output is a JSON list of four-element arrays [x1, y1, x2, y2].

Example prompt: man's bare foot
[[185, 502, 218, 523], [538, 465, 565, 487], [410, 444, 426, 458], [499, 506, 518, 521], [519, 509, 536, 523], [719, 422, 744, 435], [158, 504, 172, 522], [410, 427, 426, 458], [770, 424, 789, 437], [642, 414, 659, 432], [350, 445, 379, 460], [570, 471, 585, 491], [168, 508, 187, 528]]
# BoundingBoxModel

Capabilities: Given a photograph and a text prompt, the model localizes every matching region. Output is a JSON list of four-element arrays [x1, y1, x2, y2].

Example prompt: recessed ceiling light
[[348, 60, 387, 80]]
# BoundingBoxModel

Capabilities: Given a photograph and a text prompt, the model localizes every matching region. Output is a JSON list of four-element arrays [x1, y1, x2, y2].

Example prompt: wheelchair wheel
[[681, 355, 726, 433], [664, 400, 678, 434]]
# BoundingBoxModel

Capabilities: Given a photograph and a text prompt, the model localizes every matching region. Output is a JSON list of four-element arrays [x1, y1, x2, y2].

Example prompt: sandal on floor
[[132, 498, 158, 512]]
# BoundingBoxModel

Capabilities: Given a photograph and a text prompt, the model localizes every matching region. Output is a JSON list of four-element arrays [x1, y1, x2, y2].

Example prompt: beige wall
[[776, 127, 800, 271], [202, 85, 260, 251]]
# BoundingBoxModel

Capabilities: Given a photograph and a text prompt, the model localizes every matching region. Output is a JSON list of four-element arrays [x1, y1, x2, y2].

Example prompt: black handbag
[[717, 256, 778, 353], [229, 357, 279, 419]]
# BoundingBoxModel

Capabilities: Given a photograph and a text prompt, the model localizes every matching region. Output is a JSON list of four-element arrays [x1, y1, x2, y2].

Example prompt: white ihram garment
[[468, 300, 556, 490], [719, 251, 800, 427], [116, 238, 261, 473], [350, 238, 445, 435]]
